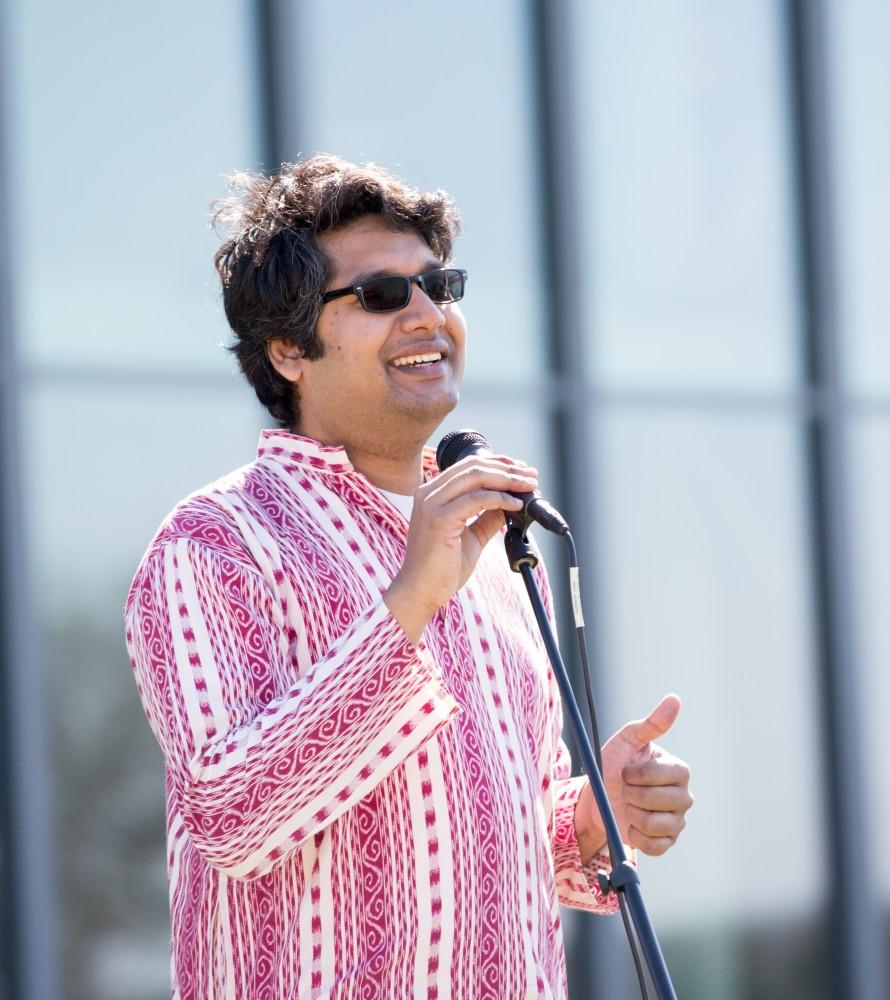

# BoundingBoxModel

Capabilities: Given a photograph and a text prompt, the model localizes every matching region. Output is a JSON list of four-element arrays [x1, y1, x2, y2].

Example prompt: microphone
[[436, 428, 570, 536]]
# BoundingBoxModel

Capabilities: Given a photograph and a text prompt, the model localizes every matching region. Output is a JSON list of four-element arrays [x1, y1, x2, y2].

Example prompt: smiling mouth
[[389, 351, 445, 369]]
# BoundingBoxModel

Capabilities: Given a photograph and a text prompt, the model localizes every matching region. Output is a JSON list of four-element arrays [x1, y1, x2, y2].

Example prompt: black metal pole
[[786, 2, 886, 997], [253, 0, 300, 167], [525, 5, 619, 990], [0, 2, 60, 996], [505, 527, 677, 1000]]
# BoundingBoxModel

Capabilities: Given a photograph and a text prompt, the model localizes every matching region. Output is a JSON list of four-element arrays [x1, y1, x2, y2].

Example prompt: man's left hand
[[575, 693, 693, 861]]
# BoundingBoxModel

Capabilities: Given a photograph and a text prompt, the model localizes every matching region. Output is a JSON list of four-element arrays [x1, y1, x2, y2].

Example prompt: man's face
[[279, 215, 466, 454]]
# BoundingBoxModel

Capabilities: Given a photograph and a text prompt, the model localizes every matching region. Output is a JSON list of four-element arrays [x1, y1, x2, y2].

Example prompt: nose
[[399, 278, 446, 330]]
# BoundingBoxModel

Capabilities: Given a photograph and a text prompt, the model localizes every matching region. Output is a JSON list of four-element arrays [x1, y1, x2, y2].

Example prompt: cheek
[[451, 329, 468, 374], [449, 312, 468, 353], [323, 343, 388, 393]]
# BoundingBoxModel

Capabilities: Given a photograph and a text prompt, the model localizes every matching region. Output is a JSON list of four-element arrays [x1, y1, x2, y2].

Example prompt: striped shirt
[[124, 429, 618, 1000]]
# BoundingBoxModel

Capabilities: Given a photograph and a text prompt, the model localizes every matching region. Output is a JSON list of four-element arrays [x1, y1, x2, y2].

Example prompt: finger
[[418, 456, 520, 499], [427, 463, 538, 506], [623, 782, 694, 814], [622, 758, 691, 788], [627, 827, 677, 857], [624, 804, 687, 841], [431, 454, 537, 487], [447, 452, 538, 475], [467, 508, 512, 549], [618, 693, 682, 748], [430, 470, 538, 509], [434, 490, 524, 536]]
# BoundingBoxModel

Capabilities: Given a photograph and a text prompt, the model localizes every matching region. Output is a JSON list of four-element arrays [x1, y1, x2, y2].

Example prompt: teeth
[[391, 352, 443, 368]]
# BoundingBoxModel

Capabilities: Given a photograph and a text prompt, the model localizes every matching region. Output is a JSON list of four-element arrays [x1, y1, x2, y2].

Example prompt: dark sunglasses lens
[[424, 268, 465, 303], [360, 276, 411, 312]]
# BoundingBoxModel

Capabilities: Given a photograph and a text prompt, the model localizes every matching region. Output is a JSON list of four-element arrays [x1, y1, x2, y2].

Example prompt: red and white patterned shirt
[[124, 429, 618, 1000]]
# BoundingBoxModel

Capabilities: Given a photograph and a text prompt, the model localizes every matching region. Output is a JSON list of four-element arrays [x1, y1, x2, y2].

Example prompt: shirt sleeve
[[550, 744, 624, 913], [124, 537, 461, 881]]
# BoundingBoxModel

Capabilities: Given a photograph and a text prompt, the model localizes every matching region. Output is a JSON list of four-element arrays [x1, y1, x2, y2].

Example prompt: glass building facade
[[0, 2, 886, 997]]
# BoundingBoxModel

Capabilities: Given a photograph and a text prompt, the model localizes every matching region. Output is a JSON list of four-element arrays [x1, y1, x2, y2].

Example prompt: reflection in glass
[[590, 409, 830, 997], [570, 0, 799, 391], [20, 384, 263, 999], [5, 0, 259, 373], [827, 0, 890, 394], [296, 0, 546, 382]]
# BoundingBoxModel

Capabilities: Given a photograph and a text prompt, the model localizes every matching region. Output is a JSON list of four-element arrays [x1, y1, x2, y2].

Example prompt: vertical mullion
[[253, 0, 282, 170], [527, 1, 633, 997], [0, 3, 60, 999], [253, 0, 300, 168], [787, 1, 886, 997]]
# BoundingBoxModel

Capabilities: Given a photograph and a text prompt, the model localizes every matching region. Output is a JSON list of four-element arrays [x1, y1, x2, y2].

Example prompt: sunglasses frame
[[320, 267, 467, 313]]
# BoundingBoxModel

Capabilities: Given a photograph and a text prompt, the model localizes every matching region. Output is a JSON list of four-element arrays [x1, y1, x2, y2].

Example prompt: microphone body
[[436, 429, 569, 535]]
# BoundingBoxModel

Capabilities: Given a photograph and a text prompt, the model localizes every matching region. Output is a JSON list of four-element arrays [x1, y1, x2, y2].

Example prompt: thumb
[[468, 509, 510, 549], [620, 693, 682, 748]]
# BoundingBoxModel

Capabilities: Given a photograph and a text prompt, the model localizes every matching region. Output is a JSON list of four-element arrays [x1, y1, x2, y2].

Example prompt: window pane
[[589, 408, 831, 997], [296, 0, 546, 384], [20, 383, 263, 999], [570, 0, 800, 391], [22, 384, 265, 609], [5, 0, 259, 374], [827, 0, 890, 395]]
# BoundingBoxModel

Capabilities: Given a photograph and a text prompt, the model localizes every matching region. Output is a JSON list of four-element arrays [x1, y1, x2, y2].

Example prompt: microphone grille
[[436, 428, 491, 471]]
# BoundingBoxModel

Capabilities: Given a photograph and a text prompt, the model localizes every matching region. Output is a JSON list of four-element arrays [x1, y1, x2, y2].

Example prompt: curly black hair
[[211, 155, 462, 428]]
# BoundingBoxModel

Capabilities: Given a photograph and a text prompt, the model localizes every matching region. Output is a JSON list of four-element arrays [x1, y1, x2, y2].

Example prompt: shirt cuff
[[552, 775, 637, 914]]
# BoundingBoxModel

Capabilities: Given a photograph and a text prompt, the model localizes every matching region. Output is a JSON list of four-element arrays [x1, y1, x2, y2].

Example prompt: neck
[[292, 421, 430, 494], [347, 445, 426, 494]]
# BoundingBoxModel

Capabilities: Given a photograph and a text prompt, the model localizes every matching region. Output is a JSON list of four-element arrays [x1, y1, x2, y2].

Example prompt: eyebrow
[[343, 258, 445, 287]]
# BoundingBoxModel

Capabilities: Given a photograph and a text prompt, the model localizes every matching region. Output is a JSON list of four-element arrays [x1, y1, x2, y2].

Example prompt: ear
[[266, 339, 307, 383]]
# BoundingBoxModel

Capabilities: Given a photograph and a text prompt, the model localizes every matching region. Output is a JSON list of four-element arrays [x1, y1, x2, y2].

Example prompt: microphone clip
[[504, 523, 539, 573]]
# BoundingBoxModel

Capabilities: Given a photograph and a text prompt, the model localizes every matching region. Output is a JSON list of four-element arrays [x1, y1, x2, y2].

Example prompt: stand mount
[[503, 520, 677, 1000]]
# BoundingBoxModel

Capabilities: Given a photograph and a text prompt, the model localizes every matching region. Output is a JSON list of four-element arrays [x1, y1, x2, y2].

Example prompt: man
[[124, 155, 693, 999]]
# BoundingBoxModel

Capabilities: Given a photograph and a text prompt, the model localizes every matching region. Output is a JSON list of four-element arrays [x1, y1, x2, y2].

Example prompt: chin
[[392, 384, 459, 422], [437, 386, 460, 416]]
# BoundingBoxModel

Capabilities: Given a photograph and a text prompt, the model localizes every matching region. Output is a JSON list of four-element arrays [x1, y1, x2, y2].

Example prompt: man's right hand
[[383, 454, 538, 644]]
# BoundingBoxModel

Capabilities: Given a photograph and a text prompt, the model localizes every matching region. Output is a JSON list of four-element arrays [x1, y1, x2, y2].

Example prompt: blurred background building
[[0, 1, 887, 998]]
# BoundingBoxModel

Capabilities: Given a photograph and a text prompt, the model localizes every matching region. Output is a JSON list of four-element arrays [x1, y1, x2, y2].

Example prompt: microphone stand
[[503, 520, 678, 1000]]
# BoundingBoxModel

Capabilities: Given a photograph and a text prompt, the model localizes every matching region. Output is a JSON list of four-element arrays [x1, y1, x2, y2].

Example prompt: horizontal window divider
[[19, 367, 890, 417]]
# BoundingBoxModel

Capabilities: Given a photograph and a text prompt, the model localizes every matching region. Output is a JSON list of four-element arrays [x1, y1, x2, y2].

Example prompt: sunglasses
[[321, 267, 467, 313]]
